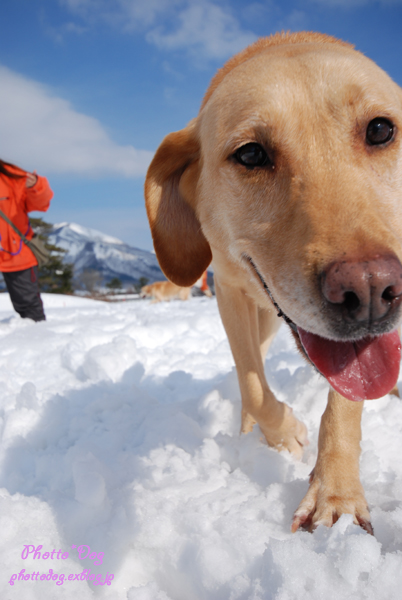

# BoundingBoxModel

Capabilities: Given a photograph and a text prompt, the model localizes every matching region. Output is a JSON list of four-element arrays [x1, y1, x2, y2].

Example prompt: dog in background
[[144, 32, 402, 533], [141, 281, 192, 303]]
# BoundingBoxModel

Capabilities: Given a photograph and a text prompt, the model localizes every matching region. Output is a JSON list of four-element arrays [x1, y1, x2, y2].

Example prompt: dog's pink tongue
[[298, 328, 401, 401]]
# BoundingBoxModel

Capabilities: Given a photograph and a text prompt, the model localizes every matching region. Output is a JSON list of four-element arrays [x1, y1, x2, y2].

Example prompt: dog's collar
[[245, 255, 298, 333]]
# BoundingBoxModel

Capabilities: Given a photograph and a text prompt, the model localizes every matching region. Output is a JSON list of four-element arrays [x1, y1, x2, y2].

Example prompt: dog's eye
[[366, 118, 394, 145], [234, 143, 269, 168]]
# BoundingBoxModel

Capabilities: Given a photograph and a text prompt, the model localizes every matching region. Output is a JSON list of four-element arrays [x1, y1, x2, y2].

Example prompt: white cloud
[[118, 0, 182, 29], [61, 0, 180, 29], [60, 0, 256, 60], [0, 66, 153, 178], [147, 1, 257, 59]]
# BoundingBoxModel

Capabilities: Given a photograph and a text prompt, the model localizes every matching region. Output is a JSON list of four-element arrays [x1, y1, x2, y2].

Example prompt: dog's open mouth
[[245, 256, 401, 401]]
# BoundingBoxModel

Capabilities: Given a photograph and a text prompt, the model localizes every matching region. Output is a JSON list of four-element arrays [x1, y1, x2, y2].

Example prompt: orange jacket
[[0, 166, 53, 272]]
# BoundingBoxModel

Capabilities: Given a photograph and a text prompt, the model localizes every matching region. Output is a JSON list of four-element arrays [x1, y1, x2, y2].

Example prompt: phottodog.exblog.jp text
[[9, 544, 114, 587], [9, 568, 114, 586]]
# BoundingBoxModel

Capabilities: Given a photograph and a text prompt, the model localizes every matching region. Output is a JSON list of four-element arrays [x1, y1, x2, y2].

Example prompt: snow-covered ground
[[1, 293, 402, 599]]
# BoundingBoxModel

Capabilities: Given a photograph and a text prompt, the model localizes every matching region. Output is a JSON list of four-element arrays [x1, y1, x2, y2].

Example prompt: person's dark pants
[[2, 266, 46, 322]]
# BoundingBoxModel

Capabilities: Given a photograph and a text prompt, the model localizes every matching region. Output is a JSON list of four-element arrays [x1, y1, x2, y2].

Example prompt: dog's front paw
[[260, 402, 308, 460], [291, 473, 373, 534]]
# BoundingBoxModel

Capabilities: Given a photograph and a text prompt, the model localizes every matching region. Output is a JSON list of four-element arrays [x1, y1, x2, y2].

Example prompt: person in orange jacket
[[0, 160, 53, 321]]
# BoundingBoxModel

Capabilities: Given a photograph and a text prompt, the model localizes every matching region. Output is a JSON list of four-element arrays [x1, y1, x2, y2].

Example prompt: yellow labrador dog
[[145, 32, 402, 533], [141, 281, 192, 302]]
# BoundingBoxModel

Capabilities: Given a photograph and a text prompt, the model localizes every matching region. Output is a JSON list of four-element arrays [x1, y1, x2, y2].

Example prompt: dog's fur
[[144, 32, 402, 532], [141, 281, 192, 303]]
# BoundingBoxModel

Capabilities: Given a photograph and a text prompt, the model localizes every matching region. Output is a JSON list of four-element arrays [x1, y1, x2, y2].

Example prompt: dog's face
[[140, 285, 151, 298], [197, 43, 402, 336], [145, 33, 402, 399]]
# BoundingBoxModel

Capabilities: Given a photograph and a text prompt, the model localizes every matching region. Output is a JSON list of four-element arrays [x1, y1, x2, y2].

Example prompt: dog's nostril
[[343, 291, 360, 312], [382, 286, 398, 303]]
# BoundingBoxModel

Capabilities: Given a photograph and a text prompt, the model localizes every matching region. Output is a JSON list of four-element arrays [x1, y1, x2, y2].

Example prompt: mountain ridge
[[48, 222, 164, 285]]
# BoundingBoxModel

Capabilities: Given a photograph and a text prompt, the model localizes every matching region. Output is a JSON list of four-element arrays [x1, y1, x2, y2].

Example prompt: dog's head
[[145, 32, 402, 400], [140, 285, 152, 298]]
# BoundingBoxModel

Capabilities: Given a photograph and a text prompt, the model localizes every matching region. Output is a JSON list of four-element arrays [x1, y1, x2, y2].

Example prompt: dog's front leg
[[214, 277, 308, 459], [292, 389, 372, 533]]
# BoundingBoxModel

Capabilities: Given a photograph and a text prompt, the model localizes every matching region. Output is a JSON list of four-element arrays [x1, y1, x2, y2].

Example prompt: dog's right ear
[[145, 119, 212, 287]]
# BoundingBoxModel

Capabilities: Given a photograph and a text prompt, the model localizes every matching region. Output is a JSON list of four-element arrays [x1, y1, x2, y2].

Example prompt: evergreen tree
[[134, 276, 149, 292], [106, 277, 123, 291], [30, 218, 74, 294]]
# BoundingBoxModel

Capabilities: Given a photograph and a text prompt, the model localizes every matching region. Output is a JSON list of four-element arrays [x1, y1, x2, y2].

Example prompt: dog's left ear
[[145, 118, 212, 287]]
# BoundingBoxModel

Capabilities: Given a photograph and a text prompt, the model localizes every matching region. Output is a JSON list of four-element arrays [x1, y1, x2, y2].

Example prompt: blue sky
[[1, 0, 401, 250]]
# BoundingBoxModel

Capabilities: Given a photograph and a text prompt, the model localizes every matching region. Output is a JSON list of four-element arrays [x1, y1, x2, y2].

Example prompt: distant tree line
[[30, 218, 74, 294], [77, 270, 148, 295]]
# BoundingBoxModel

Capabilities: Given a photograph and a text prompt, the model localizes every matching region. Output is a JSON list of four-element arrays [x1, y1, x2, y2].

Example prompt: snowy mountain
[[48, 222, 164, 284]]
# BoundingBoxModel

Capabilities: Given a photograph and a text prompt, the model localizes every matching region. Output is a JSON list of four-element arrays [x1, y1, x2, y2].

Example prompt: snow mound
[[0, 296, 402, 599], [0, 292, 101, 312]]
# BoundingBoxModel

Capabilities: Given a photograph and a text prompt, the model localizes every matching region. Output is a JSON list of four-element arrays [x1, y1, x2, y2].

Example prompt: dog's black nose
[[321, 255, 402, 323]]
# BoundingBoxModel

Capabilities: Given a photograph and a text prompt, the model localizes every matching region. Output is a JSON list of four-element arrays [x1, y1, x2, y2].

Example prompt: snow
[[1, 293, 402, 599], [54, 222, 125, 246]]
